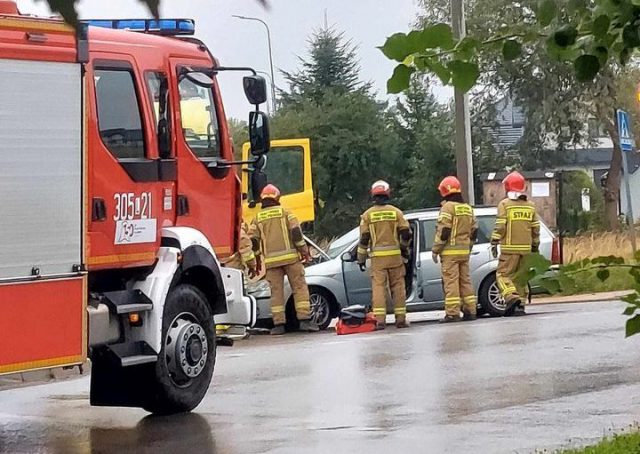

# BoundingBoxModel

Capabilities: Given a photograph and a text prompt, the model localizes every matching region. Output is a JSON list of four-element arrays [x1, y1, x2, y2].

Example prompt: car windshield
[[326, 227, 359, 259]]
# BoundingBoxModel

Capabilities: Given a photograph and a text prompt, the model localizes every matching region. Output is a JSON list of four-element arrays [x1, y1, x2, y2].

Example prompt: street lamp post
[[232, 15, 277, 113]]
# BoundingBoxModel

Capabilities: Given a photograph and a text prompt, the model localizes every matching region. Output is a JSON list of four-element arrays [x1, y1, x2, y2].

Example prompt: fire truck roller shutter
[[0, 59, 82, 279]]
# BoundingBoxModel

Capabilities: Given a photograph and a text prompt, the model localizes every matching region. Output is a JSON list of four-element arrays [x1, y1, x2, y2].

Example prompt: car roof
[[404, 205, 498, 220]]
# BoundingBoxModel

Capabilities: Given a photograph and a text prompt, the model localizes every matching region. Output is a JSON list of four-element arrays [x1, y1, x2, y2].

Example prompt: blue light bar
[[83, 18, 195, 36]]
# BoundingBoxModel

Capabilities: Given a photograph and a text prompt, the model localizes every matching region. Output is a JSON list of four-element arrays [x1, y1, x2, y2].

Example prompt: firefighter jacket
[[491, 198, 541, 255], [250, 204, 306, 269], [432, 201, 478, 257], [357, 204, 411, 266], [221, 222, 257, 271]]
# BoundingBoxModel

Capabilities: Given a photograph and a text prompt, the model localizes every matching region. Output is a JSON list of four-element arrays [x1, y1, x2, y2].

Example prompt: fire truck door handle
[[92, 198, 106, 222], [177, 195, 190, 216]]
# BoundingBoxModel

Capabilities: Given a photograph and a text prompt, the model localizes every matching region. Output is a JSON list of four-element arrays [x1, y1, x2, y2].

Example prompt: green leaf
[[592, 15, 611, 38], [141, 0, 160, 18], [502, 40, 523, 61], [596, 269, 610, 282], [592, 255, 625, 266], [626, 314, 640, 337], [45, 0, 79, 26], [634, 249, 640, 263], [541, 277, 561, 294], [538, 0, 558, 27], [574, 54, 601, 81], [447, 60, 480, 93], [420, 24, 455, 50], [455, 37, 480, 60], [387, 64, 414, 94], [624, 305, 637, 316], [513, 253, 552, 288], [380, 33, 412, 62], [553, 25, 578, 48], [425, 59, 452, 85], [630, 267, 640, 284], [622, 25, 640, 49]]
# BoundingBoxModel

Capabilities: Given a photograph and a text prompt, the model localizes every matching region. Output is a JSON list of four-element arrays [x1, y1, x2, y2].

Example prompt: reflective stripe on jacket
[[491, 198, 540, 255]]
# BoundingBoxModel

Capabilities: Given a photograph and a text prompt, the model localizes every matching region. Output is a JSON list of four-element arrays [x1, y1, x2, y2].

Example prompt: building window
[[94, 69, 146, 160]]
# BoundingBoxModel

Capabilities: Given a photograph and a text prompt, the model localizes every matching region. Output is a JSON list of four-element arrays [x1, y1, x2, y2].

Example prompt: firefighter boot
[[299, 320, 320, 332], [439, 315, 462, 323], [463, 313, 477, 321], [513, 302, 526, 316], [504, 297, 522, 317], [270, 325, 286, 336]]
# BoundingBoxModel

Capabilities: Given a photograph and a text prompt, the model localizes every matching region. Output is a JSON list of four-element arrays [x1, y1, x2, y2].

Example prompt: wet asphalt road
[[2, 301, 640, 454]]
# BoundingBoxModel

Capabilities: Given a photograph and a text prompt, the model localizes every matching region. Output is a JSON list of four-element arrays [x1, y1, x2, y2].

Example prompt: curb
[[531, 290, 633, 306]]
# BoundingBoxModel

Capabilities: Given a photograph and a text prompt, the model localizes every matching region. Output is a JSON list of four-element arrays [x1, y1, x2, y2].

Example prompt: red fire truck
[[0, 1, 270, 414]]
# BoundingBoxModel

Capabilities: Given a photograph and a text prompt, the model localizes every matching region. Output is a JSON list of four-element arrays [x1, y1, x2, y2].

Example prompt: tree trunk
[[604, 120, 622, 230]]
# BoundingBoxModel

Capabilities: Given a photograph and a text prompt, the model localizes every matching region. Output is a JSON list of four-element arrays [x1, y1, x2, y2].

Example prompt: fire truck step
[[98, 290, 153, 315], [106, 341, 158, 368]]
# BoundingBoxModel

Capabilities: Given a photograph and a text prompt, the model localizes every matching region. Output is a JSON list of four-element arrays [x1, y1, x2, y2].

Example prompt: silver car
[[252, 207, 556, 330]]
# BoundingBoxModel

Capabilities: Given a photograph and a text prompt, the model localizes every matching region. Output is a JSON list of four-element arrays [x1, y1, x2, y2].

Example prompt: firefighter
[[222, 222, 258, 277], [490, 171, 541, 316], [432, 176, 478, 323], [357, 180, 412, 329], [250, 184, 318, 335]]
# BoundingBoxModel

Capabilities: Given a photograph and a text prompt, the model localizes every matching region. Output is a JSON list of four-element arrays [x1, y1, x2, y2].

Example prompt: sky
[[16, 0, 447, 121]]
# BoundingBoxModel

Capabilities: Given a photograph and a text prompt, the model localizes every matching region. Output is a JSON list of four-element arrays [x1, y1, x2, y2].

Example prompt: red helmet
[[371, 180, 391, 197], [260, 184, 281, 200], [438, 176, 462, 197], [503, 171, 526, 193]]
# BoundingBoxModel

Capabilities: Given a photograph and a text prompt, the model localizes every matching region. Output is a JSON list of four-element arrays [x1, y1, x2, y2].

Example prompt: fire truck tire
[[143, 284, 216, 414]]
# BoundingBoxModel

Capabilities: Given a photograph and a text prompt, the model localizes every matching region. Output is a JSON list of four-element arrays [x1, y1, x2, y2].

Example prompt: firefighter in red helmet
[[432, 176, 478, 323], [357, 180, 412, 329], [249, 184, 318, 335], [490, 171, 541, 316]]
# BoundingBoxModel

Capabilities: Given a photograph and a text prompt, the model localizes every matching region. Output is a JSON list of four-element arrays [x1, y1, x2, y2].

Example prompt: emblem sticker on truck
[[113, 192, 157, 245]]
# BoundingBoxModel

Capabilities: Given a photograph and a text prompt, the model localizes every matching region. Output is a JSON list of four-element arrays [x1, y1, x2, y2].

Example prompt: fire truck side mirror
[[243, 75, 267, 106], [249, 111, 270, 156]]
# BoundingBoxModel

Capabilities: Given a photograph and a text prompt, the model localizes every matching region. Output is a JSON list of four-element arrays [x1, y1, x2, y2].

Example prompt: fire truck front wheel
[[144, 284, 217, 414]]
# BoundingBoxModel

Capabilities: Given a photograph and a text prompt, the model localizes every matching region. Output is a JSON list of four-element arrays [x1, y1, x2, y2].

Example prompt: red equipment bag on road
[[336, 305, 378, 335]]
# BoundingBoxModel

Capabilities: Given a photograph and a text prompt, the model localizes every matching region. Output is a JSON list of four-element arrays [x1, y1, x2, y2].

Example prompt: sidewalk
[[531, 290, 633, 305]]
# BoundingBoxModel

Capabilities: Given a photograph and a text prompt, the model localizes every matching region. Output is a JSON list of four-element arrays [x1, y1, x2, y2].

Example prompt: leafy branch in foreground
[[513, 252, 640, 337], [381, 0, 640, 93]]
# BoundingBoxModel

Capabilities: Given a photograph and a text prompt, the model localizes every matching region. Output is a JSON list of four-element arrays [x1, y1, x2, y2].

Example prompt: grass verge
[[555, 431, 640, 453]]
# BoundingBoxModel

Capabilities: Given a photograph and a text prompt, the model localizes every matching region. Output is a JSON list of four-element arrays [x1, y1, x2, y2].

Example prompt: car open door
[[242, 138, 314, 224]]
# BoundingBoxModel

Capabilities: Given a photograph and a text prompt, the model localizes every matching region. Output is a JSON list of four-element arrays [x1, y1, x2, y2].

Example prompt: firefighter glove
[[491, 244, 499, 259], [432, 252, 439, 264], [358, 262, 366, 272]]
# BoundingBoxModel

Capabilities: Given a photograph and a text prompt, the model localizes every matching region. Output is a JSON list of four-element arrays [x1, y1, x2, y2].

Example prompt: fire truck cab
[[0, 3, 269, 414]]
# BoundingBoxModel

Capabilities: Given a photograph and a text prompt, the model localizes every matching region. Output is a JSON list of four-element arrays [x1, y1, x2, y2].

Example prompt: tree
[[273, 27, 400, 238], [405, 0, 640, 229], [387, 75, 456, 209]]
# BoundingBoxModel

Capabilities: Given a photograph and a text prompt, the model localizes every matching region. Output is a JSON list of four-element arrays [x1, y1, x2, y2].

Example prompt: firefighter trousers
[[370, 261, 407, 324], [496, 254, 528, 304], [266, 261, 310, 326], [441, 256, 477, 317]]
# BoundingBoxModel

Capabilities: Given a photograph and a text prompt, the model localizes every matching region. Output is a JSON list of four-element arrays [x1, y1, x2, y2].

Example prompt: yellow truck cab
[[242, 138, 315, 225]]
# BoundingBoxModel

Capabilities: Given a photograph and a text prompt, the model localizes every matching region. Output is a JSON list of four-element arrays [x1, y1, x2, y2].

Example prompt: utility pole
[[451, 0, 475, 204]]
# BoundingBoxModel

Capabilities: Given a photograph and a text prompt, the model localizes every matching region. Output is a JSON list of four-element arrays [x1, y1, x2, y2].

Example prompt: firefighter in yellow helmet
[[250, 184, 318, 335], [357, 180, 412, 329], [491, 171, 541, 316], [432, 176, 478, 323]]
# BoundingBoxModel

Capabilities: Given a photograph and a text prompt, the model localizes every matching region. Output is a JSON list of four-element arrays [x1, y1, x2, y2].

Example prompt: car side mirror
[[341, 251, 355, 262], [248, 111, 270, 156], [243, 75, 268, 105]]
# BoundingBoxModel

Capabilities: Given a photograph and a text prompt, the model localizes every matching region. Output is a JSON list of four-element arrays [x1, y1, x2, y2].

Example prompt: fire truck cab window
[[179, 78, 220, 158], [94, 69, 146, 160]]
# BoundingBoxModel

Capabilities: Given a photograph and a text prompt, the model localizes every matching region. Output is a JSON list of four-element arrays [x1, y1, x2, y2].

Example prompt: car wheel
[[479, 274, 506, 317], [142, 284, 216, 414], [309, 287, 334, 330]]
